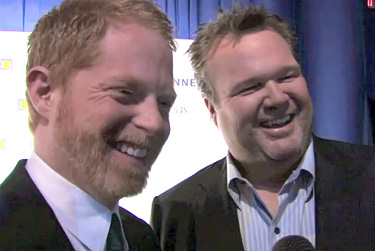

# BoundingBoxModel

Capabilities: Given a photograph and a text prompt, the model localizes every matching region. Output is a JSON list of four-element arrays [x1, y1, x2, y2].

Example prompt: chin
[[123, 177, 149, 197], [104, 177, 148, 200], [120, 170, 149, 196], [96, 164, 149, 200], [265, 142, 305, 163]]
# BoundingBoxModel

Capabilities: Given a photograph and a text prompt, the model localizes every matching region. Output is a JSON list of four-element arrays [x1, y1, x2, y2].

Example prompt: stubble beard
[[54, 97, 152, 203]]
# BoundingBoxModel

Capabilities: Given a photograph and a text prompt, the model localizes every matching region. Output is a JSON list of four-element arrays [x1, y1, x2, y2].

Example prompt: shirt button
[[274, 227, 281, 234]]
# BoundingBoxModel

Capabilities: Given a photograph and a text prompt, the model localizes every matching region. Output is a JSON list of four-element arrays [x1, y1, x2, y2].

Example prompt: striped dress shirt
[[227, 141, 315, 251]]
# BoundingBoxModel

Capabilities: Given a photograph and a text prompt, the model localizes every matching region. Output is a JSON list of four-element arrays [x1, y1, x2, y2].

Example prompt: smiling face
[[205, 30, 313, 169], [50, 22, 175, 206]]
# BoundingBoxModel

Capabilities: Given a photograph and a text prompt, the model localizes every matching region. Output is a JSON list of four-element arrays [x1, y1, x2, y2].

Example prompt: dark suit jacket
[[0, 160, 161, 251], [151, 137, 375, 251]]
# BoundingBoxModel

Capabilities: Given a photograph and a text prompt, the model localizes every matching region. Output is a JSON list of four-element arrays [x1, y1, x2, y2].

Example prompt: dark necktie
[[106, 214, 124, 251]]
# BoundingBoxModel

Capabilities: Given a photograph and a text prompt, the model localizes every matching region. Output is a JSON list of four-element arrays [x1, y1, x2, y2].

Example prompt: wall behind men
[[2, 0, 374, 146], [0, 32, 228, 222]]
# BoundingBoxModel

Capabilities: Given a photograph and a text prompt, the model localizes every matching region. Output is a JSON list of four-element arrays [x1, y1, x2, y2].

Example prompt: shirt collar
[[227, 139, 315, 204], [285, 139, 315, 184], [25, 152, 120, 251]]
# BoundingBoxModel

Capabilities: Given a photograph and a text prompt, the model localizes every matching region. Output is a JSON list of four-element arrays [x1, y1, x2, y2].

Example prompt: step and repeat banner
[[0, 32, 227, 222]]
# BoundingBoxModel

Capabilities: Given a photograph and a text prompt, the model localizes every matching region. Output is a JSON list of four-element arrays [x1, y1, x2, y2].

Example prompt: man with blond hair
[[151, 4, 375, 251], [0, 0, 176, 249]]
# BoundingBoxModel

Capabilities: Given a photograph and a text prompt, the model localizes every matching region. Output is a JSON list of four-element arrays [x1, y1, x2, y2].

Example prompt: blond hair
[[188, 5, 296, 103], [27, 0, 175, 133]]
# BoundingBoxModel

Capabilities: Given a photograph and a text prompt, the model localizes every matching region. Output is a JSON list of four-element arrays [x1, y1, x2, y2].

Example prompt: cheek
[[292, 80, 311, 104], [229, 98, 259, 122], [217, 105, 256, 135], [297, 91, 313, 122], [80, 110, 127, 137], [162, 121, 171, 138]]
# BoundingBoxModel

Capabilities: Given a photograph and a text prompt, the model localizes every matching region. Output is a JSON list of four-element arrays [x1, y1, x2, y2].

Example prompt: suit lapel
[[198, 158, 244, 251], [314, 138, 333, 249], [313, 137, 359, 250], [119, 208, 161, 251], [1, 160, 73, 250]]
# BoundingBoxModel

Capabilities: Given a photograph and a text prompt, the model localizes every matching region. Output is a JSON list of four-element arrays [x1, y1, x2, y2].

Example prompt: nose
[[263, 81, 289, 109], [133, 97, 165, 135]]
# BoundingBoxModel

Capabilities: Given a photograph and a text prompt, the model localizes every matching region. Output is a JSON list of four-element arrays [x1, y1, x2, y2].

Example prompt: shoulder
[[0, 160, 58, 248], [314, 136, 375, 164], [155, 157, 227, 202], [313, 136, 375, 185], [0, 160, 28, 222]]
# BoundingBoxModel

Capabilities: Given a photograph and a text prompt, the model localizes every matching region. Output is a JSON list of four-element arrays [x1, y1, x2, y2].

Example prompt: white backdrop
[[0, 32, 228, 223]]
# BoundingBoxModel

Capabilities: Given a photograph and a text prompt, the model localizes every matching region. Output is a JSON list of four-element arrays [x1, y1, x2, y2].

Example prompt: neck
[[235, 156, 301, 192], [34, 138, 118, 210], [89, 189, 119, 210]]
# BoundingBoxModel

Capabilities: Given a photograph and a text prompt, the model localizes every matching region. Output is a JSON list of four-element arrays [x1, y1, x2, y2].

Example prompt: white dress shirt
[[26, 152, 129, 251]]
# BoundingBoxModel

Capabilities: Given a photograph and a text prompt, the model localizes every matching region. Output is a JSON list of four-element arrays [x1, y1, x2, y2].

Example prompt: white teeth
[[264, 115, 291, 127], [121, 144, 128, 153], [127, 147, 134, 155], [117, 143, 147, 158], [134, 149, 147, 158]]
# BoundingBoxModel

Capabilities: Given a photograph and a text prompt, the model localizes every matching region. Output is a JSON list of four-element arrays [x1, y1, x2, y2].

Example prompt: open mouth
[[112, 142, 148, 158], [260, 114, 294, 129]]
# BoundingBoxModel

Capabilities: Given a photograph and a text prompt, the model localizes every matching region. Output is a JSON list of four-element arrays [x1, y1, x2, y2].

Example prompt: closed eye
[[278, 74, 297, 83], [159, 97, 175, 110], [236, 83, 262, 96], [109, 88, 138, 104], [119, 89, 134, 96]]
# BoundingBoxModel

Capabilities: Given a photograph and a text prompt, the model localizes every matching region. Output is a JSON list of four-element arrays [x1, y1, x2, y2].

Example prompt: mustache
[[103, 130, 151, 149]]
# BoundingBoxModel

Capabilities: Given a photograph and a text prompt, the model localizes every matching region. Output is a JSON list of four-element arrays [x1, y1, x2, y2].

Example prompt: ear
[[204, 97, 218, 127], [26, 66, 54, 120]]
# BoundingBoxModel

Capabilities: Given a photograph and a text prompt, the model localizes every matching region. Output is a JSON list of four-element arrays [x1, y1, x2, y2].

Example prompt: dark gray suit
[[151, 137, 375, 250], [0, 160, 161, 250]]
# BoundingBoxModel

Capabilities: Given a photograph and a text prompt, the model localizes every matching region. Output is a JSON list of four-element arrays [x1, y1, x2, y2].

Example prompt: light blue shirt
[[26, 152, 129, 251], [227, 141, 315, 251]]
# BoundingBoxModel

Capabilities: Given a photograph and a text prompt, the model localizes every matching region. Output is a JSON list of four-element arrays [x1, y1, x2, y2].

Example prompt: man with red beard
[[0, 0, 176, 250], [151, 5, 375, 251]]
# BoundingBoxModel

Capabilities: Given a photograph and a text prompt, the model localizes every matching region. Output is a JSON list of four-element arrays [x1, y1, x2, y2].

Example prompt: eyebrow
[[110, 76, 144, 87], [104, 76, 176, 99], [112, 76, 175, 88], [276, 65, 301, 75], [233, 65, 301, 87]]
